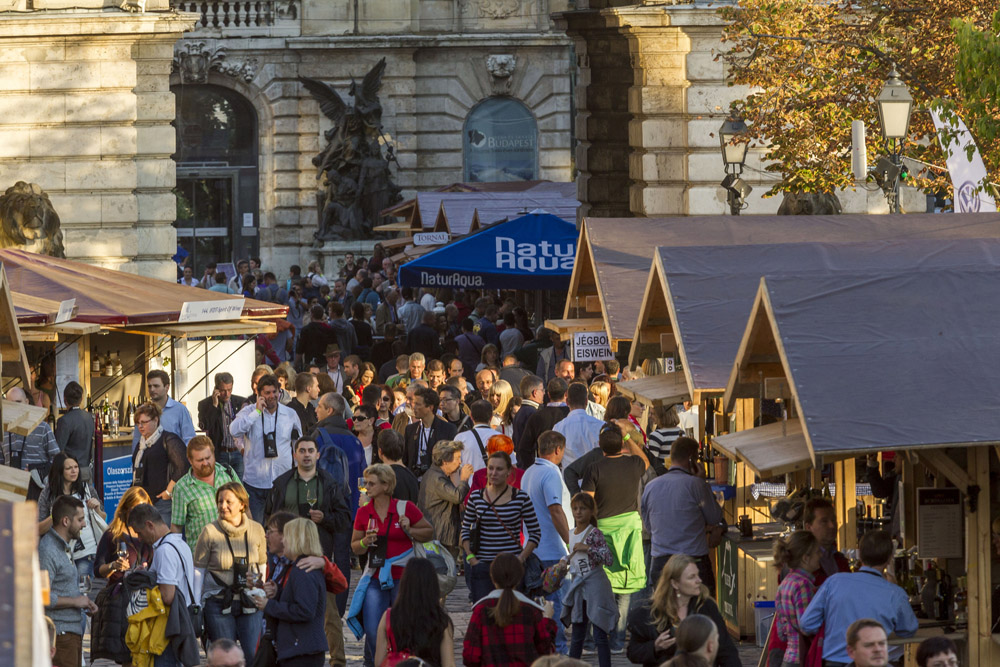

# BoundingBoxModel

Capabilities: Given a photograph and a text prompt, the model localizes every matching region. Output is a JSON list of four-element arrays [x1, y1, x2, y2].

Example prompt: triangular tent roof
[[631, 238, 1000, 400], [398, 212, 577, 290], [0, 249, 285, 326], [727, 267, 1000, 462], [567, 213, 1000, 351]]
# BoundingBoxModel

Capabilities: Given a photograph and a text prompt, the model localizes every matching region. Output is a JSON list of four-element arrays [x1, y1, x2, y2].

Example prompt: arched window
[[172, 84, 259, 273], [463, 98, 538, 182]]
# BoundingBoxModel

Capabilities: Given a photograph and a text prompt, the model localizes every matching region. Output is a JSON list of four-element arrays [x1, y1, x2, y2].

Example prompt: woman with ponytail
[[462, 553, 556, 667], [662, 614, 719, 667], [769, 530, 821, 667]]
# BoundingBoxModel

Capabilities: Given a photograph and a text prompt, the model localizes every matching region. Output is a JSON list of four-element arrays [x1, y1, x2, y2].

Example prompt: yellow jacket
[[126, 586, 169, 667]]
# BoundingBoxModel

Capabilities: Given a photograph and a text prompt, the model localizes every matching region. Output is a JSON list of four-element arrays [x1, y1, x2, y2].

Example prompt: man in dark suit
[[403, 386, 457, 478], [196, 372, 246, 479], [516, 377, 570, 469], [54, 381, 95, 482]]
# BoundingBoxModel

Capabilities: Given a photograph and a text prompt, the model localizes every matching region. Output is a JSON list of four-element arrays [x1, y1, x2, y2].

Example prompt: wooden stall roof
[[1, 248, 285, 326], [726, 267, 1000, 465], [713, 420, 813, 478], [0, 266, 30, 388], [543, 317, 604, 341], [571, 212, 1000, 351], [112, 319, 278, 338], [635, 237, 1000, 401], [615, 372, 690, 408]]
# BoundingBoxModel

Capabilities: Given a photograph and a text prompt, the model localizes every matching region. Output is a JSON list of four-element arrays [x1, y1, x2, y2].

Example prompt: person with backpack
[[346, 464, 434, 663], [374, 558, 455, 667], [265, 436, 353, 667]]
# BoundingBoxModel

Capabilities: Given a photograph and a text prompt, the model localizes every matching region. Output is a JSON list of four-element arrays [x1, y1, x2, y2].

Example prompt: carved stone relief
[[460, 0, 520, 19], [172, 42, 260, 84], [486, 54, 516, 95]]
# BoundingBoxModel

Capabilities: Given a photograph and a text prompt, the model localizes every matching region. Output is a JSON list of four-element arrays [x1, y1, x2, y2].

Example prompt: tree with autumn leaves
[[719, 0, 1000, 201]]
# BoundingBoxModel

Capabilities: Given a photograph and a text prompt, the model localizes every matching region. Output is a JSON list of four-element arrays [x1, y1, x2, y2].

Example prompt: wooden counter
[[717, 524, 783, 639]]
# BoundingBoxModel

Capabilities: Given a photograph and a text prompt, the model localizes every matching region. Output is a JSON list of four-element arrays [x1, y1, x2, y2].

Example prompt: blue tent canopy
[[398, 212, 577, 290]]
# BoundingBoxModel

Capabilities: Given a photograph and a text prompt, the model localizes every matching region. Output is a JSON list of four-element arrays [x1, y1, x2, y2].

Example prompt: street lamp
[[875, 67, 913, 213], [719, 116, 752, 215]]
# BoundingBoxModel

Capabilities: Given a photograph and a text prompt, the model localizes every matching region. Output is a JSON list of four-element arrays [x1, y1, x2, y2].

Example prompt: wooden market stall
[[718, 267, 1000, 664]]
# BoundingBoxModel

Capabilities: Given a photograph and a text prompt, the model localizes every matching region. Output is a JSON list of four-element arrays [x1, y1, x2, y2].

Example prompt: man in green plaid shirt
[[170, 435, 241, 549]]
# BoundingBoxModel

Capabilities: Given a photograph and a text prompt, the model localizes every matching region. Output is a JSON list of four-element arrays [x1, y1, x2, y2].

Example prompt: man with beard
[[170, 435, 240, 550], [40, 495, 98, 667]]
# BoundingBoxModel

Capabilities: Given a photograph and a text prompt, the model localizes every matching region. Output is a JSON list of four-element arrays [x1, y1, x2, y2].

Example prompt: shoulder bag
[[163, 540, 205, 640], [379, 609, 413, 667]]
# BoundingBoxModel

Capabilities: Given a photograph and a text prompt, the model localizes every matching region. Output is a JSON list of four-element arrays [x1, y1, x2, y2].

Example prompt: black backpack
[[90, 580, 131, 663]]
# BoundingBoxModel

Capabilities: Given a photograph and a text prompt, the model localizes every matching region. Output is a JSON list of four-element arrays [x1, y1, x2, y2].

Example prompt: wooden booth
[[717, 267, 1000, 664]]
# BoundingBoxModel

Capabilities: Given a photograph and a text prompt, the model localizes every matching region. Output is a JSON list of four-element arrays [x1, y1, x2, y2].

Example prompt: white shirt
[[455, 424, 503, 471], [420, 292, 436, 312], [678, 405, 699, 434], [229, 403, 302, 488], [553, 408, 604, 468]]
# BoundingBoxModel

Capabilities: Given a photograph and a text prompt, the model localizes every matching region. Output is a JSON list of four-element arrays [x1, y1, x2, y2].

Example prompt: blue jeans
[[215, 449, 244, 480], [609, 592, 631, 651], [246, 484, 269, 523], [154, 497, 173, 525], [204, 596, 263, 665], [570, 601, 610, 667], [539, 558, 567, 654], [332, 530, 353, 615], [362, 579, 398, 662], [467, 560, 494, 603]]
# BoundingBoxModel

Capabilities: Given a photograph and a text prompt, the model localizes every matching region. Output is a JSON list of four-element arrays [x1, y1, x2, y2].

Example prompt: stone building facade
[[556, 0, 924, 218], [0, 1, 195, 280], [170, 0, 576, 275]]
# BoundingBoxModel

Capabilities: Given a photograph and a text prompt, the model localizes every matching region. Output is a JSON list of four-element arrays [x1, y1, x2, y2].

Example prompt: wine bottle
[[104, 350, 113, 376], [127, 396, 135, 427], [91, 349, 100, 374], [113, 350, 123, 376], [86, 394, 93, 412]]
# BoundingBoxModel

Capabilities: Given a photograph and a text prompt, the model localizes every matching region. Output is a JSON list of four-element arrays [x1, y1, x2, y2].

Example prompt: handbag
[[89, 505, 109, 545], [378, 610, 413, 667], [540, 560, 568, 594], [395, 501, 458, 596]]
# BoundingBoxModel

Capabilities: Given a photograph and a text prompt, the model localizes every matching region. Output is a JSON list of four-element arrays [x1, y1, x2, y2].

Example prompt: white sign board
[[917, 487, 963, 560], [55, 298, 76, 324], [242, 213, 254, 227], [178, 298, 246, 323], [664, 356, 675, 373], [413, 232, 450, 246], [572, 330, 614, 362]]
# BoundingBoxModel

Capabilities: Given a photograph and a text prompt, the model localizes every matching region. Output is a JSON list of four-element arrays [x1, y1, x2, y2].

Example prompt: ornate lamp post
[[719, 116, 752, 215], [875, 68, 913, 213]]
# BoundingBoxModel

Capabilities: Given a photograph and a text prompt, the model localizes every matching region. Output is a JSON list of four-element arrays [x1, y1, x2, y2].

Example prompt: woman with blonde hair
[[95, 486, 154, 582], [488, 379, 514, 435], [347, 463, 434, 660], [194, 482, 268, 663], [253, 518, 329, 666], [589, 381, 611, 419], [626, 554, 739, 667]]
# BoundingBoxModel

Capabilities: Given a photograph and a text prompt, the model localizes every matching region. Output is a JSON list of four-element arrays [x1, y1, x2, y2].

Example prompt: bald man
[[7, 387, 61, 499]]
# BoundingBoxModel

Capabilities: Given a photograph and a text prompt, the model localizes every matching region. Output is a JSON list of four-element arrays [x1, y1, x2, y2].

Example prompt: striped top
[[461, 485, 541, 561], [647, 427, 683, 462]]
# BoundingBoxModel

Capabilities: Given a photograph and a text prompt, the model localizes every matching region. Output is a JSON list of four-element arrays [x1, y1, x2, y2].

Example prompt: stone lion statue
[[0, 181, 65, 258]]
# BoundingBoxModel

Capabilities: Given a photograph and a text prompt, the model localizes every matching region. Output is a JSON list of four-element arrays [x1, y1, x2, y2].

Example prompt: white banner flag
[[930, 110, 997, 213]]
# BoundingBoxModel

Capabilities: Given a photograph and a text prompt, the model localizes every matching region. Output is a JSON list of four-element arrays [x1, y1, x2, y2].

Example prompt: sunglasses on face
[[353, 415, 369, 422]]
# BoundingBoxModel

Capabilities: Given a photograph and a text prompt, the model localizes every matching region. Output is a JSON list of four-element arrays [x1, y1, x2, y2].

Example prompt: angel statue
[[298, 58, 402, 241]]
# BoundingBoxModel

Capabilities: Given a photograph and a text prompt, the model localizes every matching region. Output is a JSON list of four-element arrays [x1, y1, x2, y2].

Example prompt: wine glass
[[305, 487, 318, 509], [366, 516, 377, 545], [247, 571, 262, 589], [79, 574, 92, 595], [357, 477, 368, 495]]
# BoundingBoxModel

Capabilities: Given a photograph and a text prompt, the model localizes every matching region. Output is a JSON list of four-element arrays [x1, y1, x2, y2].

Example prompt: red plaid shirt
[[775, 568, 816, 664], [462, 597, 557, 667]]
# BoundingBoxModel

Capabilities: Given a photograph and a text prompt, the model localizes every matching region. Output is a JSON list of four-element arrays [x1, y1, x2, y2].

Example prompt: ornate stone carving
[[0, 182, 65, 258], [275, 0, 297, 20], [461, 0, 520, 19], [298, 58, 402, 241], [486, 54, 516, 95], [172, 42, 259, 84]]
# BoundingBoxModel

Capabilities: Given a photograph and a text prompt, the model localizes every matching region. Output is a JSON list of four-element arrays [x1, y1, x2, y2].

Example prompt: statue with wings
[[298, 58, 401, 241]]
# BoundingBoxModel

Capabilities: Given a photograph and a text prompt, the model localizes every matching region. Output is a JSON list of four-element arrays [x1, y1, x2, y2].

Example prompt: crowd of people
[[27, 252, 967, 667]]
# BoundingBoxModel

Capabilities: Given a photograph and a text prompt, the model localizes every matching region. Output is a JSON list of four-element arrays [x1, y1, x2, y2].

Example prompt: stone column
[[0, 8, 196, 279]]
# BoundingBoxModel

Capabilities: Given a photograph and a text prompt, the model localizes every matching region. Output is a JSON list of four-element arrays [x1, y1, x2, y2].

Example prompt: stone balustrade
[[176, 0, 300, 36]]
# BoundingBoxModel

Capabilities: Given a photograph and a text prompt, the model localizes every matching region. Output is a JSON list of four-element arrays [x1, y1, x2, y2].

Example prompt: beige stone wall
[[561, 3, 926, 217], [0, 10, 195, 280], [177, 0, 575, 272]]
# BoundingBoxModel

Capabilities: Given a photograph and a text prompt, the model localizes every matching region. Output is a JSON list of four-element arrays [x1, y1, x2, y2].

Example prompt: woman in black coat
[[626, 555, 740, 667], [255, 518, 328, 667]]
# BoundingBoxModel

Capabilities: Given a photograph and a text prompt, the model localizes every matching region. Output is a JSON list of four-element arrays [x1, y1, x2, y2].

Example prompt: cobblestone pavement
[[88, 571, 764, 666]]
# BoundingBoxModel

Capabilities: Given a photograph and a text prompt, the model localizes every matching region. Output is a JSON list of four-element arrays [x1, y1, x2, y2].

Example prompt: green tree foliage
[[719, 0, 999, 198]]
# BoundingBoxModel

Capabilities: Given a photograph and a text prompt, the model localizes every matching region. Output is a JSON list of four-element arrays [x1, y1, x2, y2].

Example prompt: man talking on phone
[[641, 436, 725, 594], [230, 374, 302, 521], [198, 372, 246, 479]]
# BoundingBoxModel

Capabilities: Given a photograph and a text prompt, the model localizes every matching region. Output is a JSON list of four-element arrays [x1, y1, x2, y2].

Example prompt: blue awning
[[398, 212, 577, 290]]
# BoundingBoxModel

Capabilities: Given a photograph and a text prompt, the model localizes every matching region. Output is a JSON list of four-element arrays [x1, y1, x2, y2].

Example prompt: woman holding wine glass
[[193, 482, 268, 663], [347, 464, 434, 661]]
